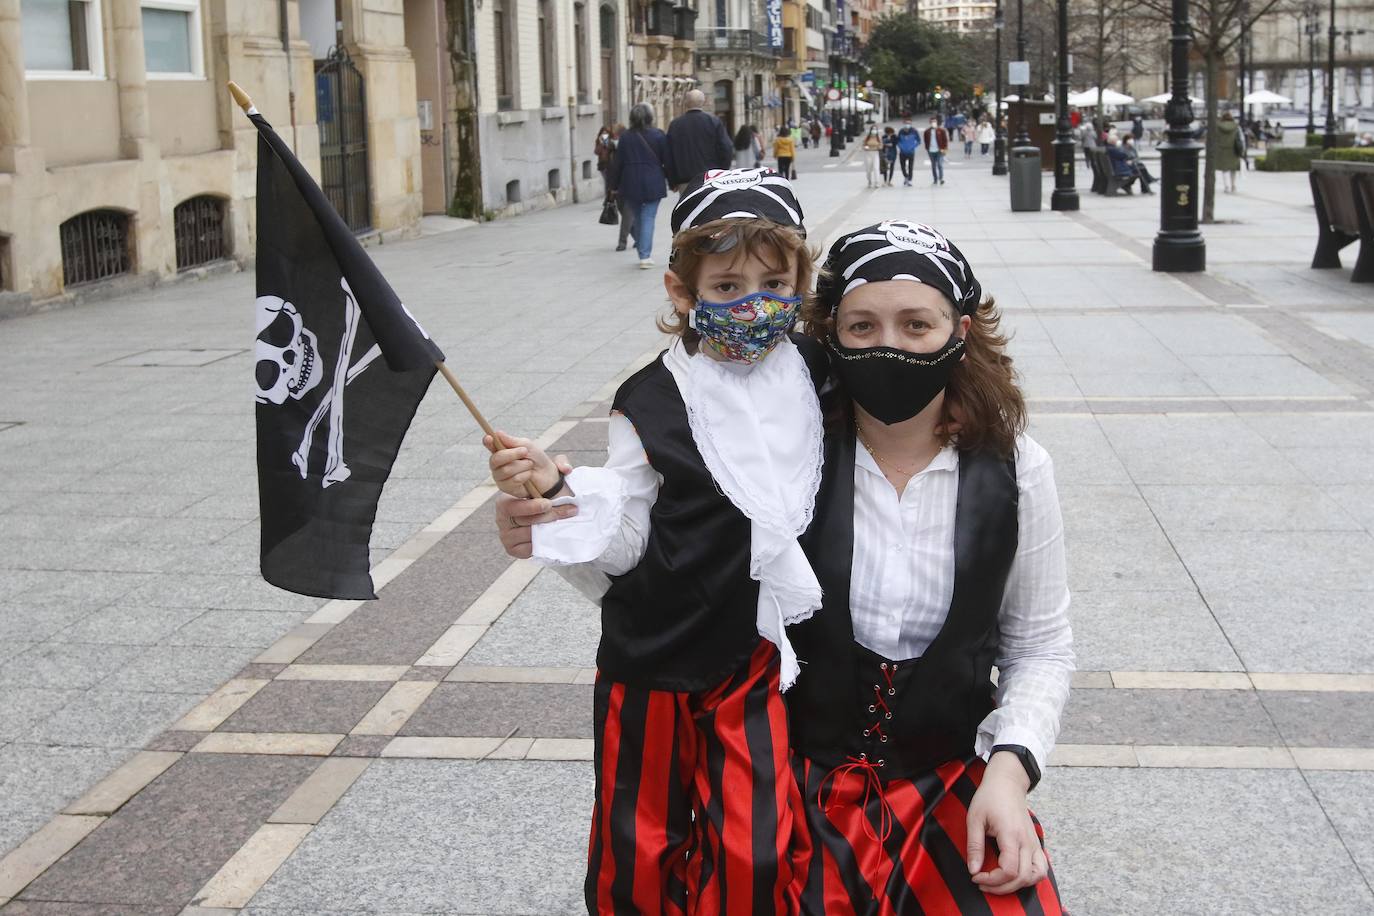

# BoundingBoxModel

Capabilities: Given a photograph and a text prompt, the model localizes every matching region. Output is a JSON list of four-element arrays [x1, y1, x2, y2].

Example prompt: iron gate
[[315, 47, 371, 233]]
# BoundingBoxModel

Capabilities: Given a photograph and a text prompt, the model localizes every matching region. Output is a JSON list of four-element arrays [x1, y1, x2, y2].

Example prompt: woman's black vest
[[788, 428, 1020, 779], [598, 337, 827, 692]]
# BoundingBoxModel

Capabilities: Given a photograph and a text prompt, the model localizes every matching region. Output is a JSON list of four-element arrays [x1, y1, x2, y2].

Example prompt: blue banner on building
[[767, 0, 782, 48]]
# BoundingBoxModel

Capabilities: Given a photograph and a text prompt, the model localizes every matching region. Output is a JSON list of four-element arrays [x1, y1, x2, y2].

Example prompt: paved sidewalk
[[2, 143, 1373, 914]]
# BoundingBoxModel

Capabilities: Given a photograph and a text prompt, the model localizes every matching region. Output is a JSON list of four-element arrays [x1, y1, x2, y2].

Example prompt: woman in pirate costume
[[787, 220, 1073, 914], [487, 168, 826, 915]]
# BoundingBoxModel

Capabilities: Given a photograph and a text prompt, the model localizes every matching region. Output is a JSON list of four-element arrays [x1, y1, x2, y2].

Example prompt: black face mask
[[829, 333, 965, 426]]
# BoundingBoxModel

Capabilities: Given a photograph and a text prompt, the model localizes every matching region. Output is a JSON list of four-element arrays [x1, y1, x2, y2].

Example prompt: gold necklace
[[855, 425, 920, 477]]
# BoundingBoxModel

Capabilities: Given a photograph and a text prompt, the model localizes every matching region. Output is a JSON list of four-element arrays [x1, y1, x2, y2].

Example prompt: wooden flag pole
[[435, 361, 542, 499], [227, 80, 542, 500]]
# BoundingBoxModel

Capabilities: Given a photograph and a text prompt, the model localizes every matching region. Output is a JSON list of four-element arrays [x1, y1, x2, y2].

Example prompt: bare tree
[[1136, 0, 1286, 221]]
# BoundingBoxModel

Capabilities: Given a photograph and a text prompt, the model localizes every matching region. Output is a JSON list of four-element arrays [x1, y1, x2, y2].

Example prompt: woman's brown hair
[[802, 292, 1027, 459], [660, 218, 818, 346]]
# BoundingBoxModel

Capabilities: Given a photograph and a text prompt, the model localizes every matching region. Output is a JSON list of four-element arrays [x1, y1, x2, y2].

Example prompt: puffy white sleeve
[[975, 435, 1075, 780], [531, 412, 662, 602]]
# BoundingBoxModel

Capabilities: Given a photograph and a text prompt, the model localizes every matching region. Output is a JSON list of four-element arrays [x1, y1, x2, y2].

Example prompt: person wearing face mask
[[486, 168, 826, 914], [785, 221, 1073, 913]]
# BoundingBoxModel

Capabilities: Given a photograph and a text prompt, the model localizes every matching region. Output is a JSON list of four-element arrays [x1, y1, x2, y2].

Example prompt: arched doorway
[[714, 79, 734, 136]]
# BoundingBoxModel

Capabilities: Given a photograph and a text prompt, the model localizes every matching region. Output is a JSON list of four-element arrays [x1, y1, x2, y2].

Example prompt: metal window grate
[[60, 209, 132, 288], [173, 195, 227, 270], [315, 47, 372, 233]]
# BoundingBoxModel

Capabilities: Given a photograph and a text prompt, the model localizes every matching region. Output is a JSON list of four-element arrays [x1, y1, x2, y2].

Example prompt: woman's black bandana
[[816, 220, 981, 316], [670, 167, 806, 236]]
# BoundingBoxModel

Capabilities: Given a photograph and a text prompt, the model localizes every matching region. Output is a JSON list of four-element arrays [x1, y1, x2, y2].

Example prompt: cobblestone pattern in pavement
[[2, 142, 1374, 914]]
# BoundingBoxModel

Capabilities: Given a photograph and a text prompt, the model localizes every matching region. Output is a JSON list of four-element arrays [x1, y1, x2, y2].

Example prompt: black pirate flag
[[250, 111, 443, 600]]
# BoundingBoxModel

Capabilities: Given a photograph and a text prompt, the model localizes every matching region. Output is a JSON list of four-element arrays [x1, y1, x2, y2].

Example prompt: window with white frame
[[141, 0, 203, 77], [21, 0, 105, 76]]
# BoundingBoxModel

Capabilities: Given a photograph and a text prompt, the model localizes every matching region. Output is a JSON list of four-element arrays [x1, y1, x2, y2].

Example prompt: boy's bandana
[[816, 220, 982, 316], [671, 168, 806, 236]]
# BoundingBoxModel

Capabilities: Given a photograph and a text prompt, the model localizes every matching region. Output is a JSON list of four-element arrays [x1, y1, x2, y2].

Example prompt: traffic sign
[[864, 80, 873, 88], [826, 88, 841, 101]]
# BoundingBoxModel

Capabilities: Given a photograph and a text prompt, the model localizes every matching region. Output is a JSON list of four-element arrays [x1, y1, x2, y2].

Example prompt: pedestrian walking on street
[[881, 125, 898, 185], [787, 219, 1072, 914], [1216, 111, 1244, 193], [961, 121, 976, 157], [775, 125, 796, 181], [594, 124, 615, 202], [607, 104, 668, 268], [663, 88, 733, 191], [896, 116, 919, 186], [733, 124, 758, 169], [488, 169, 823, 915], [924, 115, 949, 185], [811, 119, 823, 149], [977, 117, 995, 155], [862, 126, 883, 188], [604, 124, 637, 252], [790, 123, 805, 170]]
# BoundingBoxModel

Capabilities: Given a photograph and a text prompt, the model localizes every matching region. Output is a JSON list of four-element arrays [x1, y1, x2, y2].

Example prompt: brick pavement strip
[[4, 153, 1374, 911]]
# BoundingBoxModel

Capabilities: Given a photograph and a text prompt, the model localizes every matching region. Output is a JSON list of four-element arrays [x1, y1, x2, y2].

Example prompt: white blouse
[[532, 357, 1073, 775]]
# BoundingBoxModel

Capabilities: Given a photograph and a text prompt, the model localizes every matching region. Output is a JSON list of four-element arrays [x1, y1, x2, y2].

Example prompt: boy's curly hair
[[660, 218, 818, 345]]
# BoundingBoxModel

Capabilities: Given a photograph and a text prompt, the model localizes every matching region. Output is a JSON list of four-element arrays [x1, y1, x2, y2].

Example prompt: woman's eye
[[848, 321, 872, 332]]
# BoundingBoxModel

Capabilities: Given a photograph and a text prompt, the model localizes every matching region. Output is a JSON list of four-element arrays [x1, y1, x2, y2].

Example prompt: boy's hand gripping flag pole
[[230, 81, 538, 601]]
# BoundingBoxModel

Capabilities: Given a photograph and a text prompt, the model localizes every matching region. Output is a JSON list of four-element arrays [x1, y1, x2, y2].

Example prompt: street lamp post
[[993, 0, 1008, 175], [1305, 10, 1320, 135], [1050, 0, 1077, 210], [1323, 0, 1337, 147], [1013, 0, 1030, 146], [1152, 0, 1206, 272]]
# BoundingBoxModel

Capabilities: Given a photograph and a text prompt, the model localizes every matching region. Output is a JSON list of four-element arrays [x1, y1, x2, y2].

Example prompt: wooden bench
[[1310, 160, 1374, 283], [1087, 149, 1137, 196]]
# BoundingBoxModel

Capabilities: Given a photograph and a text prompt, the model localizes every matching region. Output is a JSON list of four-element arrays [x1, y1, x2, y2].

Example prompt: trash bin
[[1010, 145, 1042, 212]]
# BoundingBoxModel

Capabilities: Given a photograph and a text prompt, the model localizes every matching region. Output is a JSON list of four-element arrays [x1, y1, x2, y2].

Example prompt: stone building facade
[[0, 0, 426, 312]]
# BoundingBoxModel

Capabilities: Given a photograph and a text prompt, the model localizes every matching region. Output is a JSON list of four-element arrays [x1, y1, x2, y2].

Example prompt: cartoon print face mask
[[690, 291, 802, 365]]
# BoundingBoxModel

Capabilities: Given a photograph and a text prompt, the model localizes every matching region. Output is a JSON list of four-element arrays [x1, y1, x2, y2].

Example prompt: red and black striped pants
[[791, 755, 1064, 916], [586, 640, 802, 915]]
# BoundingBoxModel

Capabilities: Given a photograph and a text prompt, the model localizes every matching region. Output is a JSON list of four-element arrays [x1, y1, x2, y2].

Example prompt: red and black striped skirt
[[586, 639, 802, 915], [791, 754, 1064, 916]]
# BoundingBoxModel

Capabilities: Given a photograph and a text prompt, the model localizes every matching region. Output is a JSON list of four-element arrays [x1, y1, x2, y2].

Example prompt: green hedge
[[1255, 147, 1324, 171], [1306, 132, 1356, 147], [1319, 147, 1374, 163]]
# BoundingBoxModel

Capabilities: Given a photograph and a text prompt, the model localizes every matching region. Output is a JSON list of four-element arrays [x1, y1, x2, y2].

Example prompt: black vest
[[788, 429, 1020, 779], [598, 337, 828, 692]]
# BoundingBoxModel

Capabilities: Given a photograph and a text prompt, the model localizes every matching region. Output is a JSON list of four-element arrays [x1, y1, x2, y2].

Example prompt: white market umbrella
[[1068, 87, 1134, 106], [1244, 89, 1292, 105], [1140, 91, 1203, 104], [826, 97, 874, 112]]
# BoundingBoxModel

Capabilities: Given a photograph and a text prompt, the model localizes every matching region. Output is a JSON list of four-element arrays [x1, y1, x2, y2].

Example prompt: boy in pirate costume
[[786, 221, 1074, 914], [487, 168, 825, 915]]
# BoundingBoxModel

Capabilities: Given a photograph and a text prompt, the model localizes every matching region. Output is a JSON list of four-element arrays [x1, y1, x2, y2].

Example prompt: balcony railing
[[695, 28, 782, 56]]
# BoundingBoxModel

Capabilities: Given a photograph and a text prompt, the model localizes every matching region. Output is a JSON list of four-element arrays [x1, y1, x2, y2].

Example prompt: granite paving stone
[[162, 610, 310, 648], [21, 689, 200, 749], [56, 605, 205, 646], [1260, 692, 1374, 748], [1170, 530, 1374, 593], [0, 686, 84, 742], [1304, 771, 1374, 889], [296, 522, 514, 667], [1063, 525, 1193, 592], [0, 744, 132, 857], [217, 681, 393, 736], [16, 753, 318, 909], [1139, 483, 1363, 532], [1203, 588, 1374, 673], [0, 601, 102, 644], [461, 568, 601, 669], [1055, 484, 1159, 533], [1032, 767, 1374, 914], [1096, 414, 1309, 486], [99, 645, 257, 695], [0, 643, 145, 690], [400, 682, 594, 739], [1325, 483, 1374, 531], [1058, 688, 1281, 748], [0, 904, 181, 915], [1068, 590, 1243, 672], [247, 760, 591, 914]]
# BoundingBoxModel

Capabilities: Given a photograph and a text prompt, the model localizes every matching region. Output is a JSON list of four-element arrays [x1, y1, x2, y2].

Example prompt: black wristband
[[991, 744, 1042, 791], [539, 472, 567, 500]]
